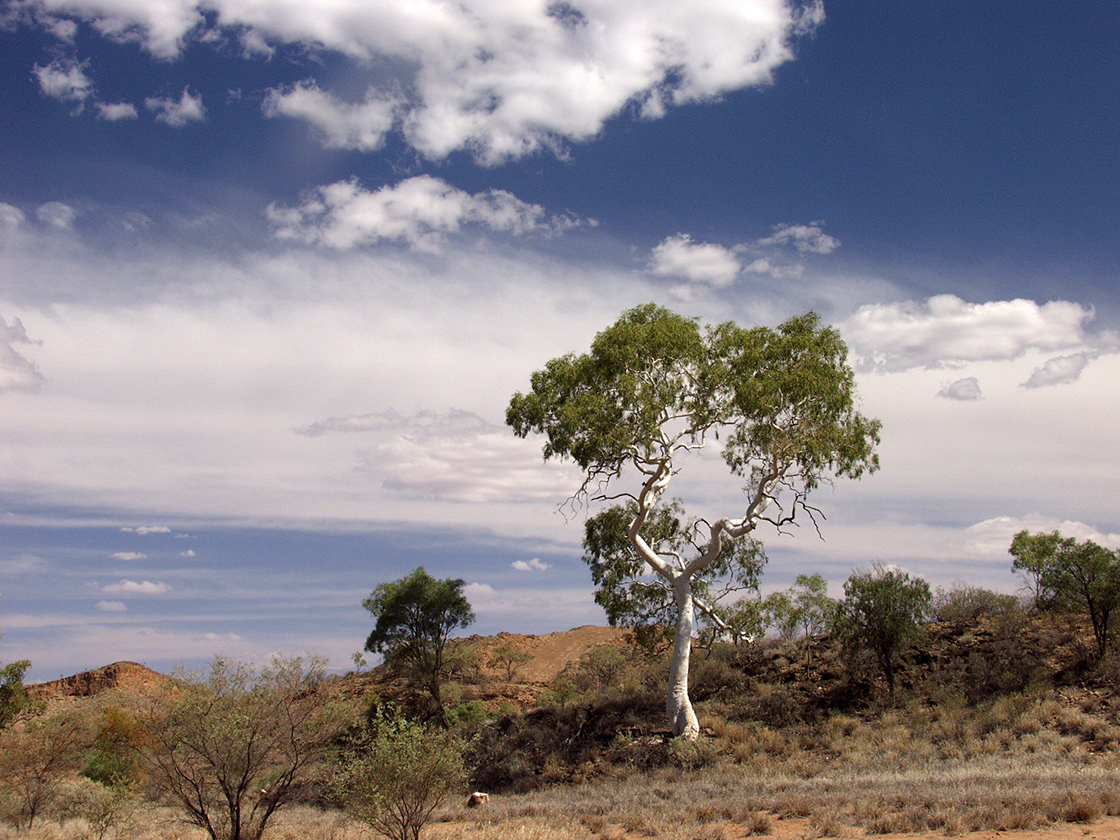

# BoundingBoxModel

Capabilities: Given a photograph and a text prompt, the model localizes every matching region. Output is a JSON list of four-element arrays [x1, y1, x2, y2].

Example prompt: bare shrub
[[138, 655, 356, 840], [0, 708, 88, 830]]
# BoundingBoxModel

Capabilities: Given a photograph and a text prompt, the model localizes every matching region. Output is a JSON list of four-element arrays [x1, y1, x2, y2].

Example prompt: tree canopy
[[832, 565, 931, 693], [363, 567, 475, 723], [508, 303, 880, 738], [1010, 529, 1120, 659]]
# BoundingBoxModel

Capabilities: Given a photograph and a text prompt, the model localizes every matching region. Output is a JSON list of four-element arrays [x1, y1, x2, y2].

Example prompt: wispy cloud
[[263, 83, 400, 152], [145, 88, 205, 126], [102, 580, 170, 594], [268, 176, 584, 252], [1021, 353, 1092, 389], [297, 408, 577, 504], [96, 600, 127, 612], [512, 558, 551, 572], [842, 295, 1094, 371], [36, 202, 77, 230], [0, 317, 44, 394], [96, 101, 138, 120], [110, 552, 147, 561], [34, 59, 92, 107], [121, 525, 171, 535]]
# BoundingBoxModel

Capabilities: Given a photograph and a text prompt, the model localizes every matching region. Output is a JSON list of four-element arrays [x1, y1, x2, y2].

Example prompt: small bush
[[333, 707, 469, 840]]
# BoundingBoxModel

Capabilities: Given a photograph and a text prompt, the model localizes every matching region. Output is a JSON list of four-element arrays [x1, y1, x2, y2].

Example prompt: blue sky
[[1, 0, 1118, 682]]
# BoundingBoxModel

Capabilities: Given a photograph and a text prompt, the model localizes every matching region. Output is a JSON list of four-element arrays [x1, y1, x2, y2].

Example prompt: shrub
[[333, 707, 469, 840], [138, 655, 357, 840], [933, 584, 1020, 624]]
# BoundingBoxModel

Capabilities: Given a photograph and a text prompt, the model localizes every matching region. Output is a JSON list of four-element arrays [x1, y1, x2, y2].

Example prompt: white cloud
[[25, 0, 817, 162], [96, 101, 138, 120], [843, 295, 1094, 371], [963, 516, 1120, 557], [268, 175, 582, 252], [122, 525, 171, 534], [649, 234, 741, 287], [0, 203, 26, 228], [36, 202, 77, 230], [937, 376, 982, 401], [296, 408, 577, 503], [96, 600, 127, 612], [1021, 353, 1091, 389], [755, 222, 839, 254], [145, 88, 205, 126], [102, 580, 170, 594], [263, 83, 400, 151], [34, 59, 92, 106], [512, 558, 551, 572], [180, 549, 196, 557], [0, 316, 44, 393], [111, 552, 147, 561]]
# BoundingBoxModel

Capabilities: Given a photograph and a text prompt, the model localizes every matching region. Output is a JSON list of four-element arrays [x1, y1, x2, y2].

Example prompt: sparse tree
[[0, 659, 31, 728], [333, 707, 468, 840], [488, 641, 533, 681], [832, 565, 931, 694], [363, 567, 475, 724], [508, 304, 880, 738], [0, 708, 88, 830], [1010, 530, 1120, 659], [789, 573, 836, 669], [138, 655, 355, 840]]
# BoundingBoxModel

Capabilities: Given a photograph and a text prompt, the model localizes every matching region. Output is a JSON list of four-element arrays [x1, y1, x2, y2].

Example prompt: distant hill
[[28, 660, 170, 701]]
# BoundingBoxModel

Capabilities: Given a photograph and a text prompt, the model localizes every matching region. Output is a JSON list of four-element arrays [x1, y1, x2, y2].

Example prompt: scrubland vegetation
[[5, 575, 1120, 840]]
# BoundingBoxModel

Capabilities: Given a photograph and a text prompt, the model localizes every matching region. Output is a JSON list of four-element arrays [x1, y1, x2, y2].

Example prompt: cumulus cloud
[[652, 221, 839, 289], [102, 579, 170, 594], [0, 317, 44, 394], [512, 558, 551, 572], [268, 175, 582, 251], [297, 408, 576, 503], [649, 234, 741, 287], [111, 552, 147, 561], [937, 377, 982, 401], [23, 0, 819, 162], [1021, 353, 1091, 389], [842, 295, 1093, 371], [96, 101, 138, 120], [36, 201, 77, 230], [96, 600, 127, 612], [263, 83, 400, 151], [145, 88, 205, 126], [755, 222, 839, 254], [964, 516, 1120, 557], [34, 59, 92, 107]]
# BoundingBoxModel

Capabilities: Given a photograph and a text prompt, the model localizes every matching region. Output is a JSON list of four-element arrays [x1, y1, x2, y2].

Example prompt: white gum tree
[[507, 304, 880, 739]]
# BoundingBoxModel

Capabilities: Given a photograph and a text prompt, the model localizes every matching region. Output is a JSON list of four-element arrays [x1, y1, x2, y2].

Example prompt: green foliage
[[508, 303, 880, 737], [768, 574, 836, 669], [139, 654, 357, 840], [932, 583, 1021, 624], [0, 659, 31, 728], [488, 640, 533, 681], [333, 707, 469, 840], [584, 498, 767, 641], [506, 304, 880, 493], [82, 706, 144, 788], [833, 565, 932, 693], [364, 567, 475, 722], [1010, 530, 1120, 659]]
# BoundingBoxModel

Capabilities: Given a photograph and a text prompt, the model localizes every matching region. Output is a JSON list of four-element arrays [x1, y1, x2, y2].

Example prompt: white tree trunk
[[667, 581, 699, 740]]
